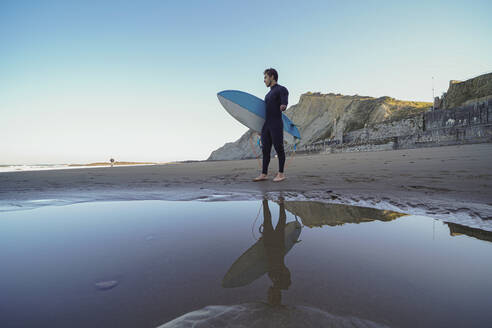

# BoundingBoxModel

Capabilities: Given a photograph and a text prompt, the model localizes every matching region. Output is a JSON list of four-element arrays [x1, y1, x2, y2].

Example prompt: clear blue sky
[[1, 0, 491, 164]]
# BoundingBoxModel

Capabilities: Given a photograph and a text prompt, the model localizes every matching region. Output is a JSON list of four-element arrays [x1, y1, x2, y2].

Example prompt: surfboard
[[217, 90, 301, 139], [222, 221, 302, 288]]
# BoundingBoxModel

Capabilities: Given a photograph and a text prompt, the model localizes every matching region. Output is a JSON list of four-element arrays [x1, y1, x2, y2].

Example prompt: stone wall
[[302, 99, 492, 155], [342, 117, 422, 144], [423, 100, 491, 130], [406, 99, 492, 148]]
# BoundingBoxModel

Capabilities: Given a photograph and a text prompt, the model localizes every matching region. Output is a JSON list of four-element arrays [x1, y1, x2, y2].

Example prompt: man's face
[[264, 73, 274, 87]]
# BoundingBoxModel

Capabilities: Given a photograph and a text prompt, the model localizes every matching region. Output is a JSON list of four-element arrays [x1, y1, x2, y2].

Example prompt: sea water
[[0, 200, 491, 327]]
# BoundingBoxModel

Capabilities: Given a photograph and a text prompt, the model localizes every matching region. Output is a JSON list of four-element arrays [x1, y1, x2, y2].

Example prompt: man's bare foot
[[273, 172, 286, 182], [253, 173, 268, 182]]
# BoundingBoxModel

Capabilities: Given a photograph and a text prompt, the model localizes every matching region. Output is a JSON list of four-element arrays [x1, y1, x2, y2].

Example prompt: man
[[253, 68, 289, 182]]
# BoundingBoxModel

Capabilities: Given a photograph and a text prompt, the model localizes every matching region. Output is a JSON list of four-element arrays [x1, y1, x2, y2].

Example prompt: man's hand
[[280, 104, 287, 112]]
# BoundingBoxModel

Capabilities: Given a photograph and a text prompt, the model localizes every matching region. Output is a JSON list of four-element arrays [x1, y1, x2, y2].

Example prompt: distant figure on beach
[[110, 158, 115, 167], [253, 68, 289, 182], [261, 197, 291, 305]]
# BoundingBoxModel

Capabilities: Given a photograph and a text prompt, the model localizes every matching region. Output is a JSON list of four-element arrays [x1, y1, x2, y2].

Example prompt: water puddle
[[0, 200, 491, 327]]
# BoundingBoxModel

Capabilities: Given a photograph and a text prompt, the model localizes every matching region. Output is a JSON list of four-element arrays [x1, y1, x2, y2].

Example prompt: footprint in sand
[[406, 185, 453, 192]]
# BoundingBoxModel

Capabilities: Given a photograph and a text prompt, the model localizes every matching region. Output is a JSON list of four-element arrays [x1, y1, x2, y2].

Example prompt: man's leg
[[261, 125, 273, 175], [253, 124, 272, 181], [271, 123, 286, 181]]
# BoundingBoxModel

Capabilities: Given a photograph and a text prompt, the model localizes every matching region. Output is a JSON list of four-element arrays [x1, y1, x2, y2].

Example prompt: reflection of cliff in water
[[446, 222, 492, 243], [279, 201, 407, 228]]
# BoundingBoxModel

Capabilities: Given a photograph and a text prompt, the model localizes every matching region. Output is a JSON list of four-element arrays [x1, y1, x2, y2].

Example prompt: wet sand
[[1, 143, 491, 228]]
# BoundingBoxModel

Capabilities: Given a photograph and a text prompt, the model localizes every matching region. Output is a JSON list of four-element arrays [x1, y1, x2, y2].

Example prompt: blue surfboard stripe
[[217, 90, 301, 139]]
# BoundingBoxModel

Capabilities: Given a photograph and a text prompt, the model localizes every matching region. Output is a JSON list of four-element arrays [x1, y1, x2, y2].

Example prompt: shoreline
[[0, 163, 169, 173], [1, 143, 491, 231]]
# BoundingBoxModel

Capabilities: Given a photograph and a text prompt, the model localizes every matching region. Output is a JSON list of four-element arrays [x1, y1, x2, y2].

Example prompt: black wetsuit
[[262, 83, 289, 174]]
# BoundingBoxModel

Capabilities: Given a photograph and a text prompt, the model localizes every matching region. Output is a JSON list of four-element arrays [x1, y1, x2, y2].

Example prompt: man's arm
[[280, 86, 288, 111]]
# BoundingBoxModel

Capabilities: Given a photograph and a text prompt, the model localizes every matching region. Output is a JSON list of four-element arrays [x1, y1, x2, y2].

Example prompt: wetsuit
[[261, 83, 289, 174]]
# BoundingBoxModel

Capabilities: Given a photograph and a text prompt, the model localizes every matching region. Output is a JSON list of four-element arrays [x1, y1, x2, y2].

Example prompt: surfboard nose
[[217, 90, 231, 97]]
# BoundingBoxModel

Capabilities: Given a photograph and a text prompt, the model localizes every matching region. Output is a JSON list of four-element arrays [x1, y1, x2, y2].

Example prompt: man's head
[[264, 68, 278, 87]]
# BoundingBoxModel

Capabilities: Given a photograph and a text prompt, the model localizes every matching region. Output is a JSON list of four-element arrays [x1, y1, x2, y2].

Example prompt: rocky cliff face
[[441, 72, 492, 109], [208, 129, 257, 161], [208, 92, 431, 161]]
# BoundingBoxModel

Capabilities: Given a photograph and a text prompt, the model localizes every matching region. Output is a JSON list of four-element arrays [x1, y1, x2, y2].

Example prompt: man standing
[[253, 68, 289, 182]]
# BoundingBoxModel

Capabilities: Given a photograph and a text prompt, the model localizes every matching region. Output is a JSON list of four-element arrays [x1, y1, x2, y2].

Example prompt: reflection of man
[[261, 198, 291, 305]]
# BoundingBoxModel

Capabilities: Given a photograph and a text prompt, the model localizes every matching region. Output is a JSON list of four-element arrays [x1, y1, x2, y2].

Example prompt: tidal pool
[[0, 199, 491, 327]]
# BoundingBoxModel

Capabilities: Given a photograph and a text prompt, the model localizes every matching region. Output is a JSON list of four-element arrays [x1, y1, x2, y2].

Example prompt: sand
[[1, 143, 491, 229]]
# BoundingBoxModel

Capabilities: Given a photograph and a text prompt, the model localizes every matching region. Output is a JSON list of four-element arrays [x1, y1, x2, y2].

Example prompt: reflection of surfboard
[[222, 221, 302, 288], [217, 90, 301, 139]]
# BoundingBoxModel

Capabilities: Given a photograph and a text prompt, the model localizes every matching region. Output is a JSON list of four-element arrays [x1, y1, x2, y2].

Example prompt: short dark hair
[[264, 68, 278, 81]]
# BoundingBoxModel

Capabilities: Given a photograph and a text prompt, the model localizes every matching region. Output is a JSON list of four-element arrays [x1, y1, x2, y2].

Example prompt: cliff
[[208, 92, 431, 161], [440, 72, 492, 109]]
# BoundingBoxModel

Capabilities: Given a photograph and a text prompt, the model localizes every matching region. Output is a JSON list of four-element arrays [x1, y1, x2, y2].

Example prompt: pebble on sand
[[94, 280, 119, 290]]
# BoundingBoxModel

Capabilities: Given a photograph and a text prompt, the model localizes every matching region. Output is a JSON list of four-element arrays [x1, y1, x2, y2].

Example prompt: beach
[[1, 143, 491, 230]]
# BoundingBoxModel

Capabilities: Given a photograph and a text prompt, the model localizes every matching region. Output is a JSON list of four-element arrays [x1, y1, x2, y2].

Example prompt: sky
[[1, 0, 491, 164]]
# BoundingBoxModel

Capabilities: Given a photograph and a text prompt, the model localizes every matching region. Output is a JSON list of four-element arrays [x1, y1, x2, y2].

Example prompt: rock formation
[[208, 93, 431, 160], [439, 72, 492, 109]]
